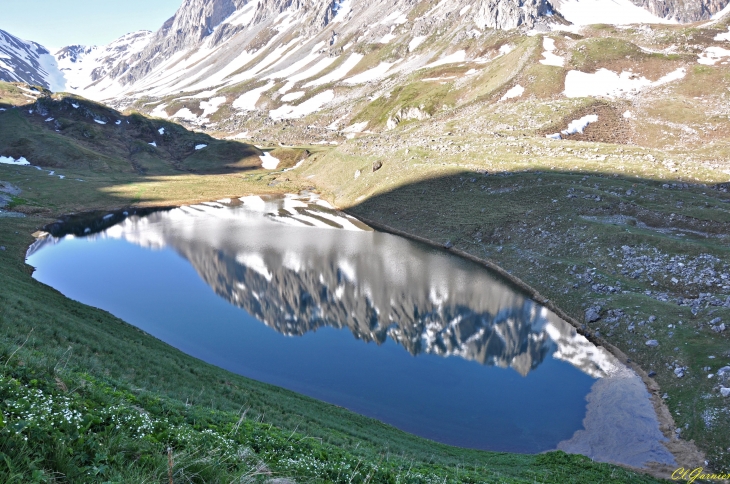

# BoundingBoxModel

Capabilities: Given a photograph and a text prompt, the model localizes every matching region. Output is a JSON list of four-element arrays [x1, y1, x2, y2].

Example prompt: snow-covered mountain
[[54, 31, 153, 94], [3, 0, 728, 105], [3, 0, 730, 146], [3, 0, 729, 104], [0, 30, 65, 91]]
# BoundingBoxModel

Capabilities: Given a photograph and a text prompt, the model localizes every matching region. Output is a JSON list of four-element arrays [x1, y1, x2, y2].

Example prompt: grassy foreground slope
[[0, 85, 665, 482]]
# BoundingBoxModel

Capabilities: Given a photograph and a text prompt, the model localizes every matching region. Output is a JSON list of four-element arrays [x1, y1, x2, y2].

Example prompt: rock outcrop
[[629, 0, 730, 22]]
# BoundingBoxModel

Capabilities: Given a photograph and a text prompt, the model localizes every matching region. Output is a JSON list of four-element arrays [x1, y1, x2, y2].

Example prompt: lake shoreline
[[344, 211, 706, 479]]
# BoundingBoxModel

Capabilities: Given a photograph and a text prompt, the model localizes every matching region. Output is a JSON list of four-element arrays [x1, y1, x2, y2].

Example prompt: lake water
[[26, 194, 675, 466]]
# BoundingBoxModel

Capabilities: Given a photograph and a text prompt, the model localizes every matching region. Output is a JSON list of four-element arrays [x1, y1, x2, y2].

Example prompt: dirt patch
[[539, 101, 635, 144]]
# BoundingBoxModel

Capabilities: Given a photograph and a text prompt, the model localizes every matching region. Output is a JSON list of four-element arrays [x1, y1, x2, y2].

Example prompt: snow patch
[[423, 50, 466, 69], [500, 84, 524, 101], [380, 32, 397, 44], [281, 91, 305, 102], [563, 114, 598, 135], [715, 28, 730, 42], [158, 127, 165, 135], [199, 96, 227, 118], [269, 90, 334, 119], [232, 82, 274, 111], [195, 144, 208, 150], [344, 62, 397, 84], [698, 46, 730, 65], [151, 104, 168, 119], [0, 156, 30, 166], [540, 38, 564, 67], [331, 0, 353, 23], [260, 152, 280, 169], [171, 108, 198, 121], [408, 36, 427, 52], [564, 67, 685, 98], [379, 10, 407, 25], [498, 44, 514, 56], [94, 119, 106, 125], [304, 54, 363, 87]]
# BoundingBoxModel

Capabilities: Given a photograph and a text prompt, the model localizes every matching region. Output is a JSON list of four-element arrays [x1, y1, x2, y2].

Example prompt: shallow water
[[26, 195, 675, 464]]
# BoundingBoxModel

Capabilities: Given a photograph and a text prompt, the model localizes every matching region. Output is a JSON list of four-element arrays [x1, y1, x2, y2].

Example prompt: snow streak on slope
[[0, 30, 65, 91]]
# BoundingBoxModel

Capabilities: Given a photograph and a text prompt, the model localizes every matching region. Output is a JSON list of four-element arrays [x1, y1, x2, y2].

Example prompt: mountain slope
[[0, 81, 262, 176], [0, 30, 65, 91], [55, 31, 153, 95]]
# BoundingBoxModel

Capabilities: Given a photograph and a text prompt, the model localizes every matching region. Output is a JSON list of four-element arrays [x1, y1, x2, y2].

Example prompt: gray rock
[[443, 240, 453, 249], [674, 367, 685, 378], [628, 0, 730, 22], [648, 371, 657, 377], [372, 160, 383, 172], [645, 339, 659, 347], [717, 366, 730, 377], [712, 323, 726, 333], [585, 307, 601, 323], [721, 387, 730, 398], [710, 317, 722, 325]]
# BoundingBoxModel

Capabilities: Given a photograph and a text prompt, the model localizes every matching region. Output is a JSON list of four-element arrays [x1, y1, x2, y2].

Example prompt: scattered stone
[[717, 366, 730, 377], [710, 317, 722, 325], [648, 371, 657, 377], [712, 323, 726, 333], [721, 387, 730, 397], [645, 339, 659, 347], [585, 306, 601, 323], [674, 367, 685, 378], [648, 315, 657, 322], [372, 160, 383, 172], [443, 240, 453, 249]]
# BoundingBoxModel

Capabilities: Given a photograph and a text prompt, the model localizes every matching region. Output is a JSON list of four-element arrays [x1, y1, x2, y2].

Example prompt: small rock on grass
[[648, 371, 657, 377], [674, 367, 685, 378], [585, 306, 601, 323], [646, 339, 659, 347], [721, 387, 730, 398], [718, 366, 730, 377]]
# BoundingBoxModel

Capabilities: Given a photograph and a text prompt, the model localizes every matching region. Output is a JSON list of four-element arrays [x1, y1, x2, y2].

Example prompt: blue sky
[[0, 0, 182, 50]]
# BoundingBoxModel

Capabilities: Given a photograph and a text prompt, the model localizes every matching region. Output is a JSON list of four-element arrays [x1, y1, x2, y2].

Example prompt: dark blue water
[[27, 197, 598, 453]]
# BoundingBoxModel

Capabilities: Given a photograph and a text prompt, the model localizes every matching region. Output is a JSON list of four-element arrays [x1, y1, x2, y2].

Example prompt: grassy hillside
[[0, 86, 668, 482]]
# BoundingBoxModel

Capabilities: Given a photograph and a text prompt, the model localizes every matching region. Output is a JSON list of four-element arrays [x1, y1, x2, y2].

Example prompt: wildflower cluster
[[98, 403, 154, 438], [0, 375, 84, 440]]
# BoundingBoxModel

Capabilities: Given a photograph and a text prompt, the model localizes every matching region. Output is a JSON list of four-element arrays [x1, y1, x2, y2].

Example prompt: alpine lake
[[26, 194, 676, 468]]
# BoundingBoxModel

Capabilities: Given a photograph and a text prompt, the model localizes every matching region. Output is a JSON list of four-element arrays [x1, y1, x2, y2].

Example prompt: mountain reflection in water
[[26, 195, 675, 465], [32, 195, 611, 378]]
